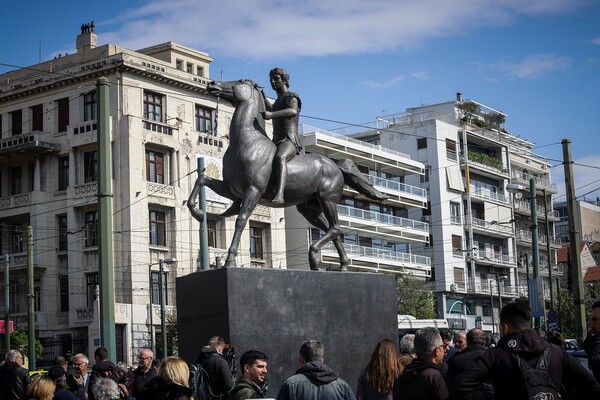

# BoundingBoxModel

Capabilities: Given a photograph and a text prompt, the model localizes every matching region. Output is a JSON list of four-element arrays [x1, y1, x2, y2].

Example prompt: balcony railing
[[0, 132, 60, 155], [337, 205, 429, 232], [73, 182, 98, 199], [511, 171, 557, 192], [365, 175, 426, 198], [515, 230, 562, 247], [460, 279, 519, 297], [513, 200, 560, 219], [323, 242, 431, 268], [0, 193, 31, 210], [143, 120, 175, 136], [471, 217, 513, 236], [469, 185, 510, 204], [300, 124, 411, 159], [471, 249, 514, 266], [147, 182, 175, 198]]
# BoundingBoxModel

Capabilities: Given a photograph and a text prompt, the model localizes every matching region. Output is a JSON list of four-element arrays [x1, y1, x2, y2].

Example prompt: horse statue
[[187, 79, 386, 270]]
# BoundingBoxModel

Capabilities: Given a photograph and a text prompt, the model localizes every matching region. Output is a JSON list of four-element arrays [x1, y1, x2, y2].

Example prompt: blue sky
[[2, 0, 600, 201]]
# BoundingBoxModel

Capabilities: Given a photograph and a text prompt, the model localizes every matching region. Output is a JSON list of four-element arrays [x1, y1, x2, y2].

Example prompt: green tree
[[457, 101, 480, 124], [556, 286, 592, 340], [484, 112, 506, 131], [397, 278, 436, 318], [0, 329, 44, 360]]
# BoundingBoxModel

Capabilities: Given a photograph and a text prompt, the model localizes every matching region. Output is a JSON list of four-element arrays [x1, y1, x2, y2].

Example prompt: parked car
[[565, 339, 589, 370]]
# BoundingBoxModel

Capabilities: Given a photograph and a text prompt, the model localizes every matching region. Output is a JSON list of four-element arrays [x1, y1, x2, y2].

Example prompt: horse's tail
[[336, 159, 388, 201]]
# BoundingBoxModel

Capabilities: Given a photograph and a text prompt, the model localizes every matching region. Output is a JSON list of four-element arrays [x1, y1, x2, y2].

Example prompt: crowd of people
[[3, 302, 600, 400]]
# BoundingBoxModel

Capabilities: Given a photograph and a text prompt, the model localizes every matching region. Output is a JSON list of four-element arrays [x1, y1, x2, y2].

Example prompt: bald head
[[467, 328, 486, 346]]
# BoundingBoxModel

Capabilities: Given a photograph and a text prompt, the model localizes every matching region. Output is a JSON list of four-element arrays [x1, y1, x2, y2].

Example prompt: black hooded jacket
[[276, 361, 356, 400], [453, 328, 600, 399], [196, 346, 235, 398], [88, 359, 122, 400], [392, 359, 449, 400]]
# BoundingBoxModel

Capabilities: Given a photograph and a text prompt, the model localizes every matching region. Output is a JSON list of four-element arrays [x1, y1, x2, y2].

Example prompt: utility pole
[[97, 77, 116, 360], [530, 178, 544, 330], [197, 157, 209, 271], [4, 255, 10, 352], [543, 188, 554, 310], [562, 138, 586, 341], [27, 226, 35, 371]]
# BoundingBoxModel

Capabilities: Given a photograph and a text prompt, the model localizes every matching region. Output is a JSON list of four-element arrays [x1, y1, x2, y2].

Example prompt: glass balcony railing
[[337, 205, 429, 232], [365, 175, 426, 197], [322, 242, 431, 268]]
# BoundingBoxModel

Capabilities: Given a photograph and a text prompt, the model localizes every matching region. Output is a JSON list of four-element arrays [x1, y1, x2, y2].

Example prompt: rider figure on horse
[[261, 67, 303, 204]]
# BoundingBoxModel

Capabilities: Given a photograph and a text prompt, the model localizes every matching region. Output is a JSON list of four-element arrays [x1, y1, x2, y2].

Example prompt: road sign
[[528, 278, 544, 317], [0, 320, 14, 334]]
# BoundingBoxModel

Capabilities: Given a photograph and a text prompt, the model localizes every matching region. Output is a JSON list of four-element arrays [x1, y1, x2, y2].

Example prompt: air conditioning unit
[[422, 215, 431, 222], [450, 283, 458, 292]]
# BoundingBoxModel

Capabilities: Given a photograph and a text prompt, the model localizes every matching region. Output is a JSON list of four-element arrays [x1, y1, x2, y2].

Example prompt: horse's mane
[[244, 80, 269, 139]]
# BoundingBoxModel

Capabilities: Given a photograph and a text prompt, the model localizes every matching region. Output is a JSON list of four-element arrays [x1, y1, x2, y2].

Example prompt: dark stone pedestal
[[176, 268, 397, 396]]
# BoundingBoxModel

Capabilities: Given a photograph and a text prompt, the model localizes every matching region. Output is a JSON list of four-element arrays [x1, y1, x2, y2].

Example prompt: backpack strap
[[507, 345, 550, 372], [535, 346, 551, 371]]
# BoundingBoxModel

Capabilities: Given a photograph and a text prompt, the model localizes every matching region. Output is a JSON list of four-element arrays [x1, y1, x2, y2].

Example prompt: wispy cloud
[[410, 70, 430, 80], [361, 75, 405, 89], [590, 37, 600, 45], [92, 0, 587, 60], [487, 54, 571, 79]]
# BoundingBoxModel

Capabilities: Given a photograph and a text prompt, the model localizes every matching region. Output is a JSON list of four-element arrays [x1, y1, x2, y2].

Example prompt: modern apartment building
[[284, 125, 431, 277], [349, 94, 561, 334], [0, 27, 285, 364], [555, 198, 600, 244]]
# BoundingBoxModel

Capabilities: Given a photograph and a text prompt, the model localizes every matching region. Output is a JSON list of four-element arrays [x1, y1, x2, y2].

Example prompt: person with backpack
[[453, 302, 600, 399], [193, 336, 235, 400]]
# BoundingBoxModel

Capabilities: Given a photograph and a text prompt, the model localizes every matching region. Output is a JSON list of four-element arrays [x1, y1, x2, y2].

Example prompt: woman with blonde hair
[[356, 338, 402, 400], [156, 356, 190, 387], [144, 357, 192, 400], [25, 375, 56, 400]]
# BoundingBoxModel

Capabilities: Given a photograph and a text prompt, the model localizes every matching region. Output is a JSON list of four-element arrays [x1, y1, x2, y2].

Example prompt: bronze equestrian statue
[[187, 79, 386, 271]]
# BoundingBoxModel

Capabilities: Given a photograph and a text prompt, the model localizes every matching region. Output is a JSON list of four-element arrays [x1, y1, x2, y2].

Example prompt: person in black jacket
[[195, 336, 235, 399], [393, 327, 449, 400], [445, 328, 492, 400], [130, 349, 157, 400], [0, 349, 30, 400], [584, 299, 600, 383], [453, 302, 600, 399], [88, 347, 128, 400]]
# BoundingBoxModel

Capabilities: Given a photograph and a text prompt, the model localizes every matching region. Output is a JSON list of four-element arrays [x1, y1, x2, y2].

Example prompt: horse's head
[[206, 79, 260, 105]]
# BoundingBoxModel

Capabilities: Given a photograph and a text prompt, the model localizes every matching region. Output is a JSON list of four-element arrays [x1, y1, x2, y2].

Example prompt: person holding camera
[[67, 354, 90, 400]]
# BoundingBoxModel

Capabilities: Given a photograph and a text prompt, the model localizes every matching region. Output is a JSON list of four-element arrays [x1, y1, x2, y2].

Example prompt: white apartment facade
[[284, 125, 431, 277], [349, 94, 561, 333], [0, 27, 285, 364]]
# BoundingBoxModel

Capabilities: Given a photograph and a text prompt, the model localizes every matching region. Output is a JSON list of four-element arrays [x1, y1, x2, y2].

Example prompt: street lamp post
[[149, 258, 176, 359], [489, 280, 496, 335]]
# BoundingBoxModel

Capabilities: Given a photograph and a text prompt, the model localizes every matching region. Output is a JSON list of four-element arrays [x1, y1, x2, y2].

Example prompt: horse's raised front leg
[[225, 186, 262, 268]]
